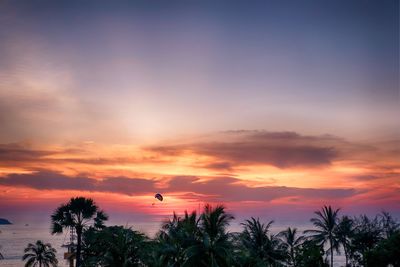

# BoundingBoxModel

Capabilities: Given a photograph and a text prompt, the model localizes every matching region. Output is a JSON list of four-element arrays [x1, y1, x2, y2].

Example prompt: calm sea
[[0, 223, 345, 267]]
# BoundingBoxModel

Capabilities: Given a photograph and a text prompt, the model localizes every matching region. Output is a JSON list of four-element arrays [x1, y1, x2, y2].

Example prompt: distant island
[[0, 218, 12, 224]]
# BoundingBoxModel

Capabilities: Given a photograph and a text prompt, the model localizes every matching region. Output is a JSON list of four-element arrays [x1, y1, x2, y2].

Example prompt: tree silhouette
[[305, 205, 340, 267], [82, 226, 149, 267], [51, 197, 108, 267], [351, 215, 382, 266], [39, 199, 400, 267], [184, 204, 234, 267], [240, 217, 284, 266], [335, 216, 354, 266], [22, 240, 57, 267], [278, 227, 305, 267], [157, 210, 200, 266], [366, 231, 400, 267], [296, 240, 328, 267], [378, 211, 399, 239]]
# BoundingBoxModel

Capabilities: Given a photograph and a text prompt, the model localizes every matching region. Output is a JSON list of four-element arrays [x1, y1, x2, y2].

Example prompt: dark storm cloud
[[148, 131, 338, 168]]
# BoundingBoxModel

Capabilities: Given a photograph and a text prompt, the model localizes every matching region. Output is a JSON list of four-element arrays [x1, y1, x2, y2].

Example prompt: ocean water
[[0, 224, 67, 267], [0, 223, 345, 267], [0, 222, 160, 267]]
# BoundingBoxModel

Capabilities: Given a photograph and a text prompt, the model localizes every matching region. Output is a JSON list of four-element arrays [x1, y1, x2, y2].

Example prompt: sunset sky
[[0, 0, 399, 225]]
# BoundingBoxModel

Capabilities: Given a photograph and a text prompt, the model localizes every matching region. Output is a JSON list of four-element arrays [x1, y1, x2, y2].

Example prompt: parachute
[[155, 193, 163, 202]]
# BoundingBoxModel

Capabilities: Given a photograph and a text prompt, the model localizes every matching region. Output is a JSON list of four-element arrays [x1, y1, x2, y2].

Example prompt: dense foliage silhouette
[[6, 197, 398, 267]]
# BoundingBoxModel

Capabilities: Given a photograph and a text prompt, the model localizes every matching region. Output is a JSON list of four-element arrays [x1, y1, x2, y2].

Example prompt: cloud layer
[[0, 171, 155, 195], [0, 131, 399, 218], [0, 171, 358, 203], [148, 131, 340, 168]]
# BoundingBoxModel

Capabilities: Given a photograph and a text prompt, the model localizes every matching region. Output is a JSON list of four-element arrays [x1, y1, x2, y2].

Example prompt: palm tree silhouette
[[158, 212, 184, 266], [184, 204, 234, 267], [278, 227, 304, 267], [22, 240, 58, 267], [378, 211, 399, 238], [157, 211, 200, 266], [305, 205, 340, 267], [335, 216, 354, 267], [51, 197, 108, 267], [90, 226, 149, 267], [351, 215, 382, 266], [240, 217, 284, 266]]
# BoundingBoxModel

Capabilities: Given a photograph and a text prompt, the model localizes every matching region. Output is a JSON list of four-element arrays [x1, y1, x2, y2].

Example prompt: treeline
[[2, 197, 398, 267]]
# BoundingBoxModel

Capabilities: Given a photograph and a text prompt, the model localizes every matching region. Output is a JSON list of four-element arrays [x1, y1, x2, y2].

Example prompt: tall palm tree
[[22, 240, 58, 267], [157, 210, 200, 267], [51, 197, 108, 267], [335, 216, 354, 267], [201, 204, 234, 241], [378, 211, 399, 238], [278, 227, 304, 267], [305, 205, 340, 267], [184, 204, 234, 267], [241, 217, 284, 266], [158, 212, 184, 267]]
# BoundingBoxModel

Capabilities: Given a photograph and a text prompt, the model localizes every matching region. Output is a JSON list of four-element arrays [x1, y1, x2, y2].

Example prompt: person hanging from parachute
[[152, 193, 163, 206]]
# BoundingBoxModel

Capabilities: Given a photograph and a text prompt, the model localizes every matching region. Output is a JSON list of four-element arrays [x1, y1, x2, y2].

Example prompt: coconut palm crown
[[241, 217, 284, 266], [183, 204, 234, 267], [278, 227, 305, 267], [51, 196, 108, 267], [22, 240, 58, 267], [305, 205, 340, 267]]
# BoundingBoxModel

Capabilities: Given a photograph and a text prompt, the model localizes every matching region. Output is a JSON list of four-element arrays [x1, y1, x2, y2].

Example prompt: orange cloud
[[0, 131, 399, 220]]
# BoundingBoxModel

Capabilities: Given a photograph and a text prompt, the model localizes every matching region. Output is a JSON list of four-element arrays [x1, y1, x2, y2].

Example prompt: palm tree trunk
[[330, 238, 333, 267], [344, 246, 348, 267], [291, 247, 296, 267], [76, 227, 82, 267]]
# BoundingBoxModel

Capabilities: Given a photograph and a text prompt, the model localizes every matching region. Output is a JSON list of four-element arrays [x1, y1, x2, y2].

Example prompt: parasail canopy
[[155, 193, 163, 201]]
